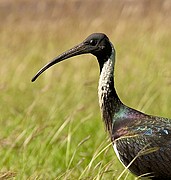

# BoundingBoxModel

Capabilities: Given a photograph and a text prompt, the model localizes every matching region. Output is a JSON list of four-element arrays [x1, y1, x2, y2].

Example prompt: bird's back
[[112, 106, 171, 179]]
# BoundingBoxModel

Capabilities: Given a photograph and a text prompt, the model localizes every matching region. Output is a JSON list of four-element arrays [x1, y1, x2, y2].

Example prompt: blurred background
[[0, 0, 171, 179]]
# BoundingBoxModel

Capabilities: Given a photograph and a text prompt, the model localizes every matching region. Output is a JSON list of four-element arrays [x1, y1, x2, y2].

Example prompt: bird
[[32, 33, 171, 179]]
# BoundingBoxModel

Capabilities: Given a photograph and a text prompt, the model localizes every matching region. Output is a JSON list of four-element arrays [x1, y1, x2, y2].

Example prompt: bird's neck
[[98, 45, 122, 134]]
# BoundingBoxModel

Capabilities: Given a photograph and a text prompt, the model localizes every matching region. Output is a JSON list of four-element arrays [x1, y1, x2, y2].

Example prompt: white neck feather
[[98, 44, 115, 109]]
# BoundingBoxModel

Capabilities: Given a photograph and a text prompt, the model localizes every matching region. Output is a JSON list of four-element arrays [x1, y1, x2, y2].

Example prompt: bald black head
[[83, 33, 112, 61]]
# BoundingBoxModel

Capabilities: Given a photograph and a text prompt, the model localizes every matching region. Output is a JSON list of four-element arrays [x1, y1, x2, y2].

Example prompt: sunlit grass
[[0, 1, 171, 179]]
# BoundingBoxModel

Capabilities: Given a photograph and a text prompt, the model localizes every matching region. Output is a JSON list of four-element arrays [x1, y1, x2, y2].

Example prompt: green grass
[[1, 1, 171, 179]]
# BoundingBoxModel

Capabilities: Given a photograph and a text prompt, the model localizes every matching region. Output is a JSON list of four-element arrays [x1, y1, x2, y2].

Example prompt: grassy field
[[1, 0, 171, 179]]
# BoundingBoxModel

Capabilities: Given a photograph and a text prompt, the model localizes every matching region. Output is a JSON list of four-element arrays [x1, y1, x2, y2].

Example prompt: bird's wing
[[112, 114, 171, 141], [112, 115, 171, 177]]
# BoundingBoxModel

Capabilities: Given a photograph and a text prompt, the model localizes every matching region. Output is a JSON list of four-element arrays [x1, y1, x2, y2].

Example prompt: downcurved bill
[[31, 42, 88, 82]]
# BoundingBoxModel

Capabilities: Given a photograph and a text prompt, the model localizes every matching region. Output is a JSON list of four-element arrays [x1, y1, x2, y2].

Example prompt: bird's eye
[[89, 39, 97, 46]]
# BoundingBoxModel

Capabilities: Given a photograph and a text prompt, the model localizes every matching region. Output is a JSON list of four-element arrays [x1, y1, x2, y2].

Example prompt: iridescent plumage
[[32, 33, 171, 179]]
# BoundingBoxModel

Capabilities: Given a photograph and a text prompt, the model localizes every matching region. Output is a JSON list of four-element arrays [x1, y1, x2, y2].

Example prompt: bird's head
[[32, 33, 113, 82]]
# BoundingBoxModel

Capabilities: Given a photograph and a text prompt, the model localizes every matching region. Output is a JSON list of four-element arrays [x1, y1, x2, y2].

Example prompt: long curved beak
[[31, 42, 89, 82]]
